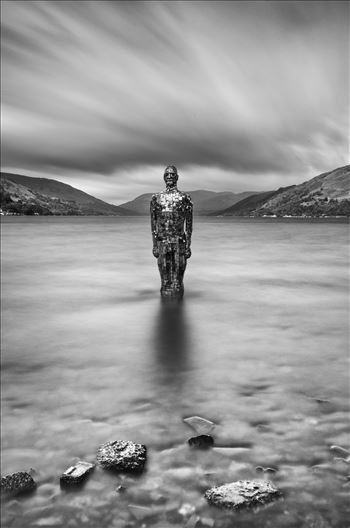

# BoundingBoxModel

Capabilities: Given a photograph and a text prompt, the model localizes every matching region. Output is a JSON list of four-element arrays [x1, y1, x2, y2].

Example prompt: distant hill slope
[[193, 190, 258, 214], [215, 187, 294, 216], [1, 173, 131, 215], [120, 189, 257, 215], [214, 165, 350, 217], [120, 193, 153, 215], [255, 165, 350, 216]]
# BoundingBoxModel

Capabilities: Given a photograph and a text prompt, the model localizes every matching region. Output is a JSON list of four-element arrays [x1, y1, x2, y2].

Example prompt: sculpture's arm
[[150, 195, 159, 258], [185, 195, 193, 259]]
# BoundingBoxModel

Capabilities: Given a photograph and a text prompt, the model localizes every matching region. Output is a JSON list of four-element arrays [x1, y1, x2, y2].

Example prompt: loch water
[[1, 216, 349, 528]]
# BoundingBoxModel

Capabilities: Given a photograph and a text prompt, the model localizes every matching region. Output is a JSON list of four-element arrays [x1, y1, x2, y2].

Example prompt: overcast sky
[[1, 0, 349, 204]]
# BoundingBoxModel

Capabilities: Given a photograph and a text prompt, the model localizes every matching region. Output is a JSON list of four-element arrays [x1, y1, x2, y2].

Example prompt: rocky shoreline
[[2, 415, 349, 527], [1, 416, 285, 522]]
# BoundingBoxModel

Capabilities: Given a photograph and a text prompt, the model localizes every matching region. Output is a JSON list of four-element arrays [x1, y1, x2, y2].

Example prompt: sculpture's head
[[164, 165, 178, 188]]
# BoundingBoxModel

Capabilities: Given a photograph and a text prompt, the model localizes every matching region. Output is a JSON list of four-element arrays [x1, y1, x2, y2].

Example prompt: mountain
[[0, 173, 131, 216], [120, 189, 257, 215], [255, 165, 350, 217], [214, 187, 295, 216], [2, 165, 348, 217], [192, 190, 258, 214], [214, 165, 350, 217], [120, 193, 153, 215]]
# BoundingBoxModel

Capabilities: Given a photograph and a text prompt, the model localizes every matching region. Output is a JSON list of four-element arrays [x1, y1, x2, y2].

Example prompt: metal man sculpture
[[150, 166, 193, 297]]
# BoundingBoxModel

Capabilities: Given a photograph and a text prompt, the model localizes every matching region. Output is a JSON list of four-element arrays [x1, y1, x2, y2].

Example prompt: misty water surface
[[1, 216, 349, 528]]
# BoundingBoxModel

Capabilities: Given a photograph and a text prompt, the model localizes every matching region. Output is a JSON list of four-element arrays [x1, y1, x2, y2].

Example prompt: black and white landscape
[[1, 164, 350, 217], [1, 2, 349, 528]]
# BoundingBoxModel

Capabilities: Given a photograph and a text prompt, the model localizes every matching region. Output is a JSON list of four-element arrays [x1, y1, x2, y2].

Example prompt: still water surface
[[1, 217, 349, 528]]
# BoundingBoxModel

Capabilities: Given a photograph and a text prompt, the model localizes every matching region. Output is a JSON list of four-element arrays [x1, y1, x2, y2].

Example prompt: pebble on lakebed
[[96, 440, 147, 471], [188, 435, 214, 449], [1, 472, 36, 496], [60, 461, 95, 485], [204, 480, 282, 511]]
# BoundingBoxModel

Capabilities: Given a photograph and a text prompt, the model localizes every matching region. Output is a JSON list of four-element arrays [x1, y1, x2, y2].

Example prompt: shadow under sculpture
[[150, 165, 193, 298]]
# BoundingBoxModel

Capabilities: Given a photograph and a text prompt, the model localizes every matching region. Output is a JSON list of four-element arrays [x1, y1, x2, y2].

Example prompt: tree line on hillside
[[0, 189, 86, 215], [256, 195, 350, 217]]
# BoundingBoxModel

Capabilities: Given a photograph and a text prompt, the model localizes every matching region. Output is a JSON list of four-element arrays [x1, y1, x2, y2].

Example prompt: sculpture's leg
[[158, 241, 186, 298], [176, 239, 187, 291], [157, 243, 171, 296]]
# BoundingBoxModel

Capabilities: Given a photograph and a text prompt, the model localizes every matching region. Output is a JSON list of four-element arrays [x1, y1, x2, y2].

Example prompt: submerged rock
[[188, 435, 214, 449], [302, 512, 332, 528], [183, 416, 216, 435], [255, 466, 278, 474], [60, 461, 95, 485], [128, 504, 154, 521], [178, 503, 196, 516], [330, 445, 350, 463], [199, 518, 215, 527], [204, 480, 282, 511], [185, 515, 201, 527], [34, 516, 63, 526], [1, 471, 36, 496], [96, 440, 147, 471]]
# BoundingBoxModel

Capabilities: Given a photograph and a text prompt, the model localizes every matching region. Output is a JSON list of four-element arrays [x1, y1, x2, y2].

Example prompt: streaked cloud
[[1, 0, 348, 202]]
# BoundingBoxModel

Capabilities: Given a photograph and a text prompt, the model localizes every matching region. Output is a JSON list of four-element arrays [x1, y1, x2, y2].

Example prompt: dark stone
[[204, 480, 282, 511], [96, 440, 147, 472], [60, 461, 95, 485], [188, 435, 214, 449], [1, 472, 36, 496]]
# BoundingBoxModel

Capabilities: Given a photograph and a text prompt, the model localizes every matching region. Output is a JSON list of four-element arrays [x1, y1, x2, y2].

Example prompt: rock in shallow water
[[96, 440, 147, 471], [60, 461, 95, 485], [183, 416, 215, 435], [1, 472, 36, 496], [188, 435, 214, 449], [204, 480, 282, 511]]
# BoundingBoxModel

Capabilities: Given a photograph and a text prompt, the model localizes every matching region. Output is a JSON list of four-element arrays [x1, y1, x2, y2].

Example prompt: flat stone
[[96, 440, 147, 471], [183, 416, 215, 435], [330, 445, 350, 463], [1, 471, 36, 496], [128, 504, 154, 521], [255, 466, 278, 474], [60, 461, 95, 485], [185, 515, 201, 528], [34, 517, 63, 527], [212, 447, 250, 458], [199, 518, 215, 527], [188, 435, 214, 449], [204, 480, 282, 511]]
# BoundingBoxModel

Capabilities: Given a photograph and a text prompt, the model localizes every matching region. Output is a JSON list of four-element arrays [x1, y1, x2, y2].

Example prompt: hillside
[[1, 165, 348, 217], [214, 165, 350, 217], [1, 173, 131, 216], [120, 189, 257, 215], [194, 191, 257, 214], [214, 187, 294, 216], [120, 193, 153, 215], [255, 165, 350, 217]]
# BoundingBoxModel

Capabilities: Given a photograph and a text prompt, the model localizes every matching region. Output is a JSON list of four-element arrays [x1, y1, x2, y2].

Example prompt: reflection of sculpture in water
[[153, 299, 189, 380], [150, 166, 193, 297]]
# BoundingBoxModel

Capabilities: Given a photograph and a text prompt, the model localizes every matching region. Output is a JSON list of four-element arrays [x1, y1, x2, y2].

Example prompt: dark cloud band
[[1, 0, 348, 187]]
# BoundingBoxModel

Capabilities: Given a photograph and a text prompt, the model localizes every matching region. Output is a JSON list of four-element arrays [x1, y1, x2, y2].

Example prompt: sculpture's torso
[[151, 189, 192, 241]]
